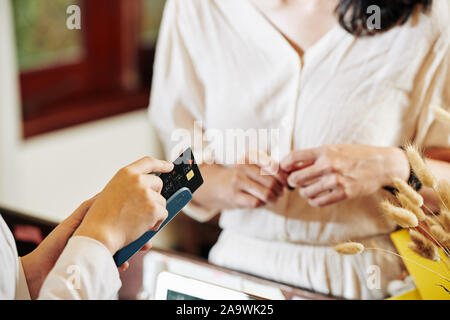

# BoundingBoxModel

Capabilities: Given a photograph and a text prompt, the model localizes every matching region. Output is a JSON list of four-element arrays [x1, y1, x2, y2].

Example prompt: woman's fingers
[[150, 219, 165, 232], [232, 152, 287, 207], [308, 188, 346, 208], [246, 150, 276, 171], [234, 191, 263, 208], [299, 174, 339, 199], [235, 174, 278, 203], [245, 150, 288, 186], [281, 149, 319, 172], [297, 173, 347, 207], [128, 156, 174, 174], [118, 261, 130, 272], [151, 205, 169, 230], [119, 242, 153, 272], [237, 164, 284, 196], [146, 188, 167, 207], [141, 174, 164, 193], [287, 163, 331, 189], [140, 242, 153, 251], [242, 178, 277, 203]]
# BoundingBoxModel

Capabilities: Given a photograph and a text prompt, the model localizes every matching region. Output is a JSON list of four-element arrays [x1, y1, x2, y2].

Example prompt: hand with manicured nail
[[281, 144, 409, 208], [194, 151, 289, 210]]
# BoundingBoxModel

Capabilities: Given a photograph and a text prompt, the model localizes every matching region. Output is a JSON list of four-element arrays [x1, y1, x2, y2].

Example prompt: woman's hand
[[280, 144, 410, 208], [194, 151, 288, 210], [21, 156, 171, 299], [74, 157, 173, 255]]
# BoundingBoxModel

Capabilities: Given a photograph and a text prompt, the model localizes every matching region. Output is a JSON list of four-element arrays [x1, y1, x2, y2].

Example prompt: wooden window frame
[[20, 0, 156, 138]]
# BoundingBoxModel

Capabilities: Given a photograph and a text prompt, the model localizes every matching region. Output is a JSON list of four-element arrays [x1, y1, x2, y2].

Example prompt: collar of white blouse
[[214, 0, 350, 72]]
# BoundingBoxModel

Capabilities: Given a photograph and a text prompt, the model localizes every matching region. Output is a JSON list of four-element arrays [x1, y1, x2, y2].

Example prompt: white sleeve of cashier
[[0, 216, 121, 300]]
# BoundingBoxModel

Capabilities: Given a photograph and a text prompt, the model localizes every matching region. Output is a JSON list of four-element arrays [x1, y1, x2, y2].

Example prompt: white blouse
[[149, 0, 449, 299], [0, 216, 121, 300]]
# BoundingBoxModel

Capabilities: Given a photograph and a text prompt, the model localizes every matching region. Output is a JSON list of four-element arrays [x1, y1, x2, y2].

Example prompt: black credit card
[[159, 148, 203, 200], [113, 148, 203, 267]]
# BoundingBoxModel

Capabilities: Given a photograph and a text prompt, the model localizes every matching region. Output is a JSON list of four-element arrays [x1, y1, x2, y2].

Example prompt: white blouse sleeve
[[149, 0, 206, 159], [0, 216, 31, 300], [38, 236, 121, 300], [16, 259, 31, 300], [413, 10, 450, 149], [148, 0, 219, 222]]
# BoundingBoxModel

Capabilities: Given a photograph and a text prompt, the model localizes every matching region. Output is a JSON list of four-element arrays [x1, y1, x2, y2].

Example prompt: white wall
[[7, 110, 162, 221], [0, 0, 21, 204]]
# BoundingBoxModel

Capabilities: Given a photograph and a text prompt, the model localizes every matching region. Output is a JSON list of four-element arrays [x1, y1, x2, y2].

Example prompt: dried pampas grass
[[392, 177, 424, 207], [430, 225, 450, 248], [396, 193, 426, 221], [380, 200, 419, 228], [433, 105, 450, 126], [334, 242, 365, 255], [409, 229, 441, 262], [424, 215, 439, 228], [365, 133, 450, 282], [404, 145, 437, 189], [439, 209, 450, 233], [408, 242, 440, 262], [438, 180, 450, 211]]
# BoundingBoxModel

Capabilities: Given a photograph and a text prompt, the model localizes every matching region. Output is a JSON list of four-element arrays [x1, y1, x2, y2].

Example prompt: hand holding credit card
[[113, 148, 203, 266]]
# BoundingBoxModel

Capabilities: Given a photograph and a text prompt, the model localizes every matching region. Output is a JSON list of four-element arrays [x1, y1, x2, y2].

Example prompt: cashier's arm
[[422, 147, 450, 212]]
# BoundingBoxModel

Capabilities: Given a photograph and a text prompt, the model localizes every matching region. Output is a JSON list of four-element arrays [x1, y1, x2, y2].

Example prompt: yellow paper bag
[[390, 229, 450, 300], [387, 289, 422, 300]]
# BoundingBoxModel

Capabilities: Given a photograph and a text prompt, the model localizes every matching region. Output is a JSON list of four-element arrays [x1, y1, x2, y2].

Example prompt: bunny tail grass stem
[[365, 247, 450, 282], [437, 193, 449, 212], [404, 145, 437, 189], [422, 204, 447, 229], [437, 180, 450, 211], [422, 204, 436, 216], [417, 225, 450, 257]]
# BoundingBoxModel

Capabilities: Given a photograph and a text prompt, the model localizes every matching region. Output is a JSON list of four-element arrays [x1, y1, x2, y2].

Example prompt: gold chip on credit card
[[186, 170, 194, 181]]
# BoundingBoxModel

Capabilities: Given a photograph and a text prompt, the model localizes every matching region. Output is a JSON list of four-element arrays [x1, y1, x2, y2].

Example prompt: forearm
[[20, 254, 45, 300], [421, 158, 450, 212], [386, 147, 450, 212], [425, 158, 450, 181]]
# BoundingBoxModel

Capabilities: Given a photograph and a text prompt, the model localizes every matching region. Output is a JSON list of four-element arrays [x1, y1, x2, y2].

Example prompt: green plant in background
[[12, 0, 82, 71]]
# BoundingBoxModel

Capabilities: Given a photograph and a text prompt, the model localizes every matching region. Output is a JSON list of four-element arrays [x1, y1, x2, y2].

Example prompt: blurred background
[[0, 0, 220, 258]]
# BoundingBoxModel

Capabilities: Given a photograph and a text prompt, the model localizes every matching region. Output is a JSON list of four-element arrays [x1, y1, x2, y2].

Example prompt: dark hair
[[336, 0, 433, 36]]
